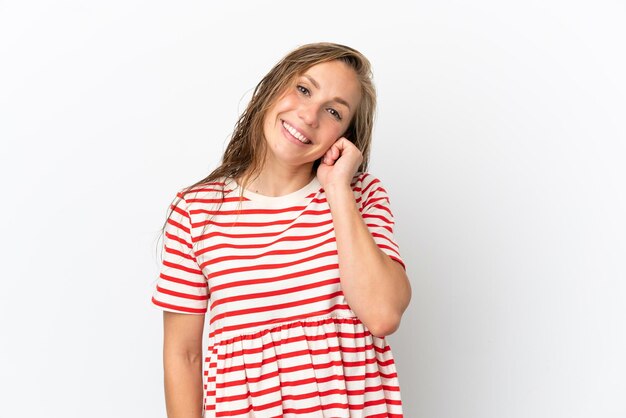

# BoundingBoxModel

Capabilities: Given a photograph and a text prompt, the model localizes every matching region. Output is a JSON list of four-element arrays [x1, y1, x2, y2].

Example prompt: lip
[[280, 119, 312, 145]]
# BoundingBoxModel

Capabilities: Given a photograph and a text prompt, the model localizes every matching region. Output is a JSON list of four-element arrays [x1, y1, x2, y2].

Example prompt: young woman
[[151, 42, 412, 417]]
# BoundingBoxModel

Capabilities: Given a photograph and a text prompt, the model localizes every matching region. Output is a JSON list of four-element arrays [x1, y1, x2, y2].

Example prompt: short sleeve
[[151, 191, 209, 314], [359, 173, 407, 271]]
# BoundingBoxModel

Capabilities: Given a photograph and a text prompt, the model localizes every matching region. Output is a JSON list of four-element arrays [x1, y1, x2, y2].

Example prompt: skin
[[162, 59, 412, 417]]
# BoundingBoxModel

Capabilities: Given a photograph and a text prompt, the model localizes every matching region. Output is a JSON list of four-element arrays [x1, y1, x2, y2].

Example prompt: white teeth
[[282, 121, 311, 144]]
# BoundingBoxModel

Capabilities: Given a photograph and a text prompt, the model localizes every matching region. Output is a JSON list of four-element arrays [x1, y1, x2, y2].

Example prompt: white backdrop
[[1, 1, 625, 417]]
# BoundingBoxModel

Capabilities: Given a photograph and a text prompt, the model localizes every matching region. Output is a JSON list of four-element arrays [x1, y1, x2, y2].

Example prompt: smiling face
[[261, 60, 362, 170]]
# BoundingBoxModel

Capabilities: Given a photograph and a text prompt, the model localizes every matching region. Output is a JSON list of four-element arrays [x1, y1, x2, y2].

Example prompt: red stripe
[[215, 402, 254, 416], [163, 245, 196, 261], [161, 259, 204, 275], [217, 385, 280, 402], [158, 272, 208, 288], [197, 215, 295, 228], [164, 230, 192, 249], [361, 175, 381, 196], [282, 404, 326, 414], [367, 202, 393, 218], [209, 263, 338, 293], [365, 221, 393, 234], [363, 212, 394, 226], [207, 386, 401, 416], [206, 249, 338, 279], [193, 204, 313, 216], [314, 195, 366, 207], [284, 387, 347, 400], [195, 212, 333, 229], [203, 235, 336, 265], [211, 277, 340, 308], [188, 195, 244, 205], [199, 224, 333, 252], [371, 231, 399, 247], [363, 197, 391, 212], [389, 256, 406, 271], [378, 244, 402, 258], [155, 284, 208, 301], [350, 397, 388, 410], [167, 208, 190, 230], [209, 291, 344, 324], [217, 357, 398, 386], [195, 218, 333, 244], [209, 306, 353, 339], [151, 297, 206, 314], [219, 340, 347, 363]]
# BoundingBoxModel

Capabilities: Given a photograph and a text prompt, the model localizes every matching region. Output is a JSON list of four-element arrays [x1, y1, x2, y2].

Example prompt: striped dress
[[151, 171, 407, 417]]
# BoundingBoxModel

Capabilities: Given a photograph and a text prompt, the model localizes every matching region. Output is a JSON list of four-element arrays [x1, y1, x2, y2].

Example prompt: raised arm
[[326, 180, 412, 338], [318, 138, 412, 338]]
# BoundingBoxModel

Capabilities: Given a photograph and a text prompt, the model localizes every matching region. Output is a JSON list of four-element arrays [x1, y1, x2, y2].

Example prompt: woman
[[152, 42, 412, 417]]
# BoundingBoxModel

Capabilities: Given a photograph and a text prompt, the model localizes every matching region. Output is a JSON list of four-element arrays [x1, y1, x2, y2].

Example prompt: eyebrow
[[303, 74, 351, 111]]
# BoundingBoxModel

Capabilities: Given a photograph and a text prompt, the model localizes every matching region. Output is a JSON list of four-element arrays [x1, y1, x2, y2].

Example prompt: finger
[[334, 137, 351, 152], [332, 144, 341, 160], [337, 136, 350, 147]]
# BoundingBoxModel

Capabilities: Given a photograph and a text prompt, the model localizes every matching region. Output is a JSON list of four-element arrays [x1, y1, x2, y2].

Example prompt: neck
[[244, 164, 316, 197]]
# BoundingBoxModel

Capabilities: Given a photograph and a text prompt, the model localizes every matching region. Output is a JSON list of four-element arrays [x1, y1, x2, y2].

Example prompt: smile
[[281, 120, 312, 144]]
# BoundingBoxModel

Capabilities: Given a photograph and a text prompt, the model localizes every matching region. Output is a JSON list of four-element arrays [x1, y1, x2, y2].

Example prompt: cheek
[[316, 132, 341, 154], [273, 92, 299, 113], [285, 94, 300, 110], [324, 125, 348, 142]]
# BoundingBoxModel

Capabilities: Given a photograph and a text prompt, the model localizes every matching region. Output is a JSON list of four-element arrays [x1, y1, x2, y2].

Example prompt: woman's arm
[[162, 311, 205, 418], [325, 182, 412, 338]]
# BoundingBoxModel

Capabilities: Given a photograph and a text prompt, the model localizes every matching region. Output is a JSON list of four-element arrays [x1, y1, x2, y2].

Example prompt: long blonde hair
[[158, 42, 377, 249]]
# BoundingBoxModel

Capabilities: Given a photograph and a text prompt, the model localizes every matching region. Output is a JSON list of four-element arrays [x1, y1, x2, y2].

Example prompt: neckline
[[229, 175, 321, 205]]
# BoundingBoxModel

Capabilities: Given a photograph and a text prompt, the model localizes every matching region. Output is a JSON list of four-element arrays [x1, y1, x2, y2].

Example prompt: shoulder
[[351, 171, 383, 194], [350, 172, 392, 210], [175, 176, 234, 212]]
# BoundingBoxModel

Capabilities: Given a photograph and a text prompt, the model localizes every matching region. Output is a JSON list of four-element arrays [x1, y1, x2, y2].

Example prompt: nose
[[297, 102, 319, 128]]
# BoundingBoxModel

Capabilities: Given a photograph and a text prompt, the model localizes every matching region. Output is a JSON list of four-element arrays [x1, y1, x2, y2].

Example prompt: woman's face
[[262, 60, 362, 170]]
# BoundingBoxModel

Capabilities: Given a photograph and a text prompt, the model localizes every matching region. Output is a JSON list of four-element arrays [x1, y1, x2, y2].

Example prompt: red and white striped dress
[[151, 171, 406, 417]]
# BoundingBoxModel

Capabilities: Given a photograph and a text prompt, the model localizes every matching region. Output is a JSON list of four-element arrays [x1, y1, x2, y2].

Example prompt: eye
[[328, 108, 342, 121], [296, 85, 310, 96]]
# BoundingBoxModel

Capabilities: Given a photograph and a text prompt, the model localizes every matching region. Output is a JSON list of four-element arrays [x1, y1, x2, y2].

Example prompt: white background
[[1, 1, 625, 417]]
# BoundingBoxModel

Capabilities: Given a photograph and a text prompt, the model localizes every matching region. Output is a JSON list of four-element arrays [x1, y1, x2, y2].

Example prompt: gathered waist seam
[[212, 314, 362, 347]]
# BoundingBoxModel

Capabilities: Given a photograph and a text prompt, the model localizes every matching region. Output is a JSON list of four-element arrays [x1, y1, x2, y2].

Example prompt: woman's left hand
[[316, 137, 363, 190]]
